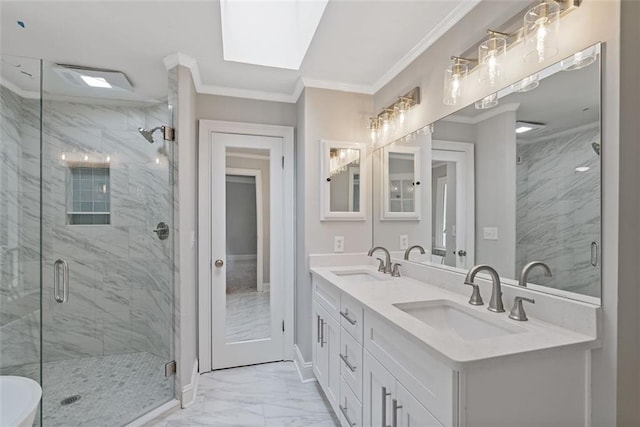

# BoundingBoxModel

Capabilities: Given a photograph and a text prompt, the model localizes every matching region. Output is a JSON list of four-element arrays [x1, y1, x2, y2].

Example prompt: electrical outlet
[[483, 227, 498, 240], [334, 236, 345, 253], [399, 235, 409, 250]]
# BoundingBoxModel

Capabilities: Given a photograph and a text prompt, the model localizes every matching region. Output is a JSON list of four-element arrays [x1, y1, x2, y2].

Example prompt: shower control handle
[[214, 259, 224, 268], [153, 222, 170, 240], [53, 259, 69, 304]]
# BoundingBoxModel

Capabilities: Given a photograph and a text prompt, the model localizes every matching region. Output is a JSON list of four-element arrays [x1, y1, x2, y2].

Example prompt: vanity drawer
[[340, 326, 363, 401], [340, 293, 364, 343], [364, 311, 456, 427], [339, 377, 362, 427], [313, 275, 341, 320]]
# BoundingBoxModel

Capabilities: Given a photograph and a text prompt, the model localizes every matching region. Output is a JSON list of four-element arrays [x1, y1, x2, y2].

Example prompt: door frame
[[197, 120, 295, 373], [225, 168, 264, 292], [432, 140, 475, 269]]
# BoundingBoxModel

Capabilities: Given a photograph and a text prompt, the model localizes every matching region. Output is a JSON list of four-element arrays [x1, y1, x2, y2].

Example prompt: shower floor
[[7, 352, 173, 426]]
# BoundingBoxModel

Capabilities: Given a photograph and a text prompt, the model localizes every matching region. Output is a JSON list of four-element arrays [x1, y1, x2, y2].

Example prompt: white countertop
[[310, 264, 598, 368]]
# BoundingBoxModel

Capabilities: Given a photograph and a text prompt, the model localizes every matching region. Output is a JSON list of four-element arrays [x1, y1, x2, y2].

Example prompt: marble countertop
[[310, 264, 598, 369]]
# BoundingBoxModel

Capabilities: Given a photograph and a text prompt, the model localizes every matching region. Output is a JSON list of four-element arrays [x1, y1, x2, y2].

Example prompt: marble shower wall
[[0, 85, 41, 373], [37, 97, 172, 364], [516, 125, 601, 297]]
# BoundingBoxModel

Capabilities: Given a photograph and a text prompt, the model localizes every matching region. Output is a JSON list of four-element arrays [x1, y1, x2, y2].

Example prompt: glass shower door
[[39, 61, 175, 425]]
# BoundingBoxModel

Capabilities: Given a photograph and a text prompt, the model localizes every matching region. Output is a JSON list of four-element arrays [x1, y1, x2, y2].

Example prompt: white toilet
[[0, 376, 42, 427]]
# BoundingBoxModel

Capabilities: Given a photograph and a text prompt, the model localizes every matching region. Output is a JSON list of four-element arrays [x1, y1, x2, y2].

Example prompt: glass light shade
[[443, 62, 468, 106], [369, 118, 379, 142], [561, 45, 599, 71], [478, 36, 507, 87], [523, 1, 560, 63], [475, 92, 499, 110], [511, 73, 540, 92], [395, 98, 410, 124]]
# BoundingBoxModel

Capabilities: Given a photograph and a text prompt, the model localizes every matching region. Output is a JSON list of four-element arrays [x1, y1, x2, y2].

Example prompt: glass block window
[[67, 166, 110, 225]]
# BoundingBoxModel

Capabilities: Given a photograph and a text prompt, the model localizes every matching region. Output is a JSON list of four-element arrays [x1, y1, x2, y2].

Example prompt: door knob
[[214, 259, 224, 268], [458, 250, 467, 257]]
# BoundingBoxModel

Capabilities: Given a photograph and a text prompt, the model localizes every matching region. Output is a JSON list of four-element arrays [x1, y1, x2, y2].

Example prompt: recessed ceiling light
[[80, 75, 112, 88], [575, 166, 590, 172], [515, 121, 546, 135]]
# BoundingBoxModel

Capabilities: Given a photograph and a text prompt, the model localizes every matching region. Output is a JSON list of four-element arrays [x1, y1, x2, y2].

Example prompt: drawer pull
[[340, 353, 357, 372], [392, 399, 403, 427], [340, 403, 356, 426], [320, 319, 327, 347], [340, 310, 357, 325], [382, 387, 391, 427], [317, 315, 321, 343]]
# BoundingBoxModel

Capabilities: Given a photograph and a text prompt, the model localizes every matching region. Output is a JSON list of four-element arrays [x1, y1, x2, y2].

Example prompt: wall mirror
[[320, 139, 367, 221], [381, 145, 422, 220], [373, 43, 602, 302]]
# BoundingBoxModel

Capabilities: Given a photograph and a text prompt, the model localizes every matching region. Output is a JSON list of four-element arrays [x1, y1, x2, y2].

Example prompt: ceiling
[[0, 0, 480, 103], [446, 51, 601, 142]]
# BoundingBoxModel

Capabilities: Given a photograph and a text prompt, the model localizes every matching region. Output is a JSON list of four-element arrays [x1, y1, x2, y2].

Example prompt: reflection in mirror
[[321, 140, 367, 220], [225, 147, 271, 342], [382, 145, 421, 219], [375, 43, 601, 301], [329, 147, 361, 212]]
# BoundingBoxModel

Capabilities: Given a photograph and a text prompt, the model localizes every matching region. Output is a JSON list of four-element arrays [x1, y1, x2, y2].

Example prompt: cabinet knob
[[214, 259, 224, 268], [326, 177, 331, 182]]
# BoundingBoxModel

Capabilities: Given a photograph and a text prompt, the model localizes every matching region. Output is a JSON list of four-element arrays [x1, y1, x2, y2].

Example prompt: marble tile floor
[[5, 351, 173, 426], [146, 361, 339, 427], [225, 290, 271, 342]]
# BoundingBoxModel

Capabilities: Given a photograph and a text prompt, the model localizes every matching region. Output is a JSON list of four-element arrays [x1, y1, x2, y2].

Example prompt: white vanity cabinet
[[312, 300, 340, 414]]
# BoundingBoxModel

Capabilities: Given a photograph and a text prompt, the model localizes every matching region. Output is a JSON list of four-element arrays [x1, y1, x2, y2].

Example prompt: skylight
[[219, 0, 328, 70]]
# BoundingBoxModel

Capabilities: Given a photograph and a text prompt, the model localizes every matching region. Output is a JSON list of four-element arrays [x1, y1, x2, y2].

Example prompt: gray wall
[[372, 1, 621, 423], [197, 94, 297, 127]]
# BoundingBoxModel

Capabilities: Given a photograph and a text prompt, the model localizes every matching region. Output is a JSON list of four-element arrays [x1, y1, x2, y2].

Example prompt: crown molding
[[371, 0, 482, 93], [442, 102, 521, 125]]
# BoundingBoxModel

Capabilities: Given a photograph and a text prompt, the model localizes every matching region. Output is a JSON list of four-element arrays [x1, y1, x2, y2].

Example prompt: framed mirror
[[373, 43, 602, 302], [382, 145, 421, 220], [320, 139, 367, 221]]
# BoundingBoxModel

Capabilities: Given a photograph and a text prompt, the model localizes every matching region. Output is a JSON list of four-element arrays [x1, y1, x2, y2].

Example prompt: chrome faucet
[[368, 246, 391, 274], [403, 245, 425, 260], [519, 261, 552, 287], [464, 265, 505, 313]]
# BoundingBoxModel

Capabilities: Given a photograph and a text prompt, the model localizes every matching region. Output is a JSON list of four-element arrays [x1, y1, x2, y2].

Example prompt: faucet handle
[[376, 257, 386, 272], [509, 296, 535, 321], [463, 281, 484, 306], [391, 263, 401, 277]]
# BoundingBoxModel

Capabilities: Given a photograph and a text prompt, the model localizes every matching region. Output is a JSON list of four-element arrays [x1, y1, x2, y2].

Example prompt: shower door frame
[[197, 120, 295, 373]]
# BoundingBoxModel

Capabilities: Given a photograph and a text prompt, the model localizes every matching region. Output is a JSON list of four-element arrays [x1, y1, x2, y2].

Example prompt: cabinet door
[[325, 309, 341, 414], [395, 382, 443, 427], [363, 350, 396, 427], [312, 302, 328, 390]]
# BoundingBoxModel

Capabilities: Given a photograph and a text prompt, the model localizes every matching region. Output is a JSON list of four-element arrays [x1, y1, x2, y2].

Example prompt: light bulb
[[443, 60, 468, 106], [61, 154, 66, 160], [535, 20, 548, 62], [106, 156, 111, 162]]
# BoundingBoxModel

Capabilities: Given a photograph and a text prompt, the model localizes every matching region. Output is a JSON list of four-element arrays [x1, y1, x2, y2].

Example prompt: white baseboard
[[293, 345, 316, 383], [126, 399, 180, 427], [181, 358, 200, 408]]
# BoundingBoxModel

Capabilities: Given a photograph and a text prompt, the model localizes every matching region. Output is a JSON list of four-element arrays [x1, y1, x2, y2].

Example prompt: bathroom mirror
[[373, 43, 602, 302], [381, 145, 422, 220], [320, 139, 367, 221]]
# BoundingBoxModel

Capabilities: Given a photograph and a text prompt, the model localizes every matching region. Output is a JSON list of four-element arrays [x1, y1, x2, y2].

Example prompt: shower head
[[137, 126, 175, 143], [592, 142, 601, 156]]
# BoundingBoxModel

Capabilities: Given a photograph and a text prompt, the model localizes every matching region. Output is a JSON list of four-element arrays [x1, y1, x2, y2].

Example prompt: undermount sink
[[332, 270, 384, 282], [393, 300, 525, 341]]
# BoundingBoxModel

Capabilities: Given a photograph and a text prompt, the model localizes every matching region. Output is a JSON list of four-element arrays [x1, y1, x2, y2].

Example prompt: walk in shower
[[0, 55, 176, 425]]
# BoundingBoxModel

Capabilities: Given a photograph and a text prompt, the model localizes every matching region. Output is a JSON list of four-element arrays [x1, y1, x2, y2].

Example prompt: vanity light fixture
[[479, 31, 508, 87], [523, 1, 561, 63], [443, 57, 471, 106], [511, 73, 540, 92], [370, 87, 421, 144], [475, 92, 498, 110], [561, 44, 599, 71]]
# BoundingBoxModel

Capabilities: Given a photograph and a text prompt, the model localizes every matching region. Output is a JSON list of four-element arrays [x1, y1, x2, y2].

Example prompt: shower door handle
[[53, 259, 70, 303]]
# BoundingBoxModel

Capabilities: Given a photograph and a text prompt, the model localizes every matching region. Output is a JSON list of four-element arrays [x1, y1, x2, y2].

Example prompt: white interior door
[[432, 141, 475, 269], [210, 132, 284, 369]]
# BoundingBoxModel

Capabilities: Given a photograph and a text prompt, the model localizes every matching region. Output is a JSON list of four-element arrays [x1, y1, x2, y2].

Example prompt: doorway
[[198, 121, 294, 371]]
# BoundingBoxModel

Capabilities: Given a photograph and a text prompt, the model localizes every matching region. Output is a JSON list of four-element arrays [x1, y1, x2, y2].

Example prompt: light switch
[[483, 227, 498, 240], [399, 235, 409, 250], [334, 236, 345, 253]]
